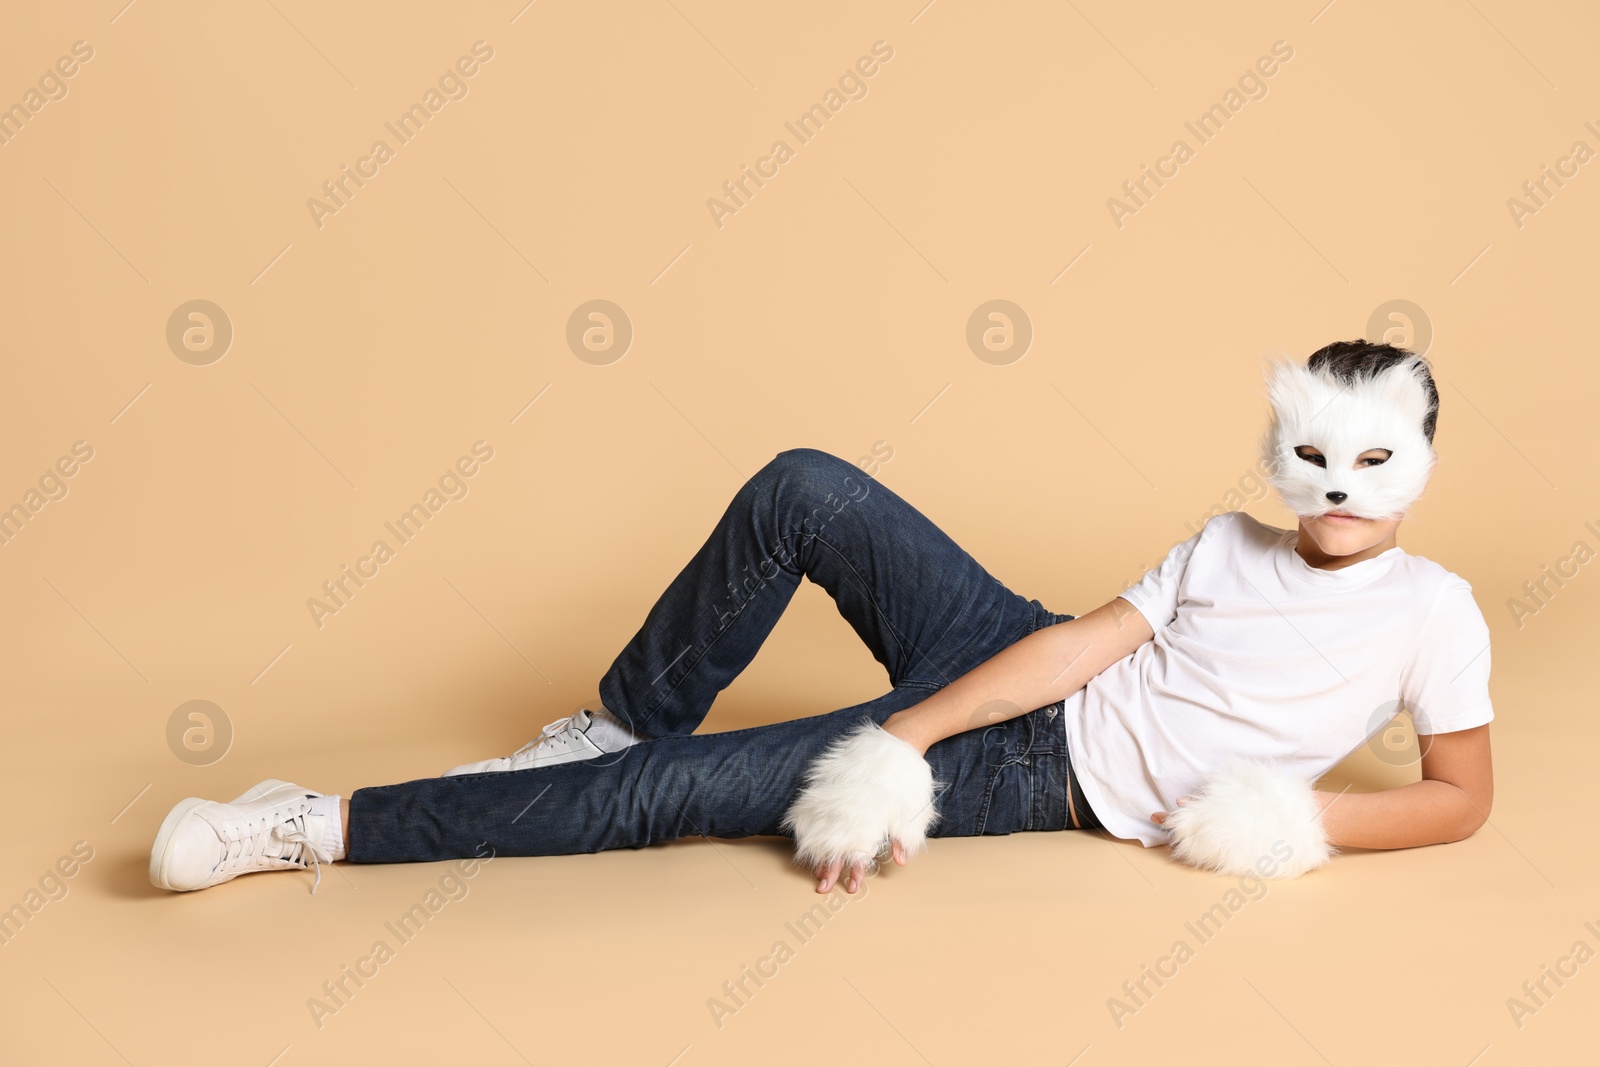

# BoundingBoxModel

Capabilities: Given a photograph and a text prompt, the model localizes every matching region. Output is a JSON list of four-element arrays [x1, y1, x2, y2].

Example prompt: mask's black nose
[[1326, 490, 1348, 504]]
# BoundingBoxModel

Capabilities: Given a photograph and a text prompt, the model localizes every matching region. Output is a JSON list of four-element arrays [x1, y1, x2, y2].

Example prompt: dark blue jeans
[[347, 448, 1101, 866]]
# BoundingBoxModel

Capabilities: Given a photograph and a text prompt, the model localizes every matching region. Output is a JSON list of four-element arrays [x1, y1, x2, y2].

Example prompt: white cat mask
[[1259, 354, 1437, 521]]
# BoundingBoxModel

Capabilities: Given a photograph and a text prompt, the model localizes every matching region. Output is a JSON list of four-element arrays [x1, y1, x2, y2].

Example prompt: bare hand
[[1151, 795, 1197, 826], [815, 838, 909, 894]]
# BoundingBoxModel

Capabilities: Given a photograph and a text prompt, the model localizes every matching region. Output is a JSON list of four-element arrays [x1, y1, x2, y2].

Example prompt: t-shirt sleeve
[[1400, 576, 1495, 734], [1116, 519, 1214, 632]]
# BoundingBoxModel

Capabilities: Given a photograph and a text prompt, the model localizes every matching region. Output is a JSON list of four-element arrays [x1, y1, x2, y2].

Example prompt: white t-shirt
[[1064, 510, 1495, 848]]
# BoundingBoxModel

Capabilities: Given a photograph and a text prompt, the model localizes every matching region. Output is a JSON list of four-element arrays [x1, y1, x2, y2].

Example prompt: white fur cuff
[[780, 719, 942, 873], [1164, 757, 1335, 879]]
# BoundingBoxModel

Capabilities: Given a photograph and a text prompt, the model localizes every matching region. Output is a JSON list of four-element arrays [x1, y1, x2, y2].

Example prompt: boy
[[150, 341, 1493, 893]]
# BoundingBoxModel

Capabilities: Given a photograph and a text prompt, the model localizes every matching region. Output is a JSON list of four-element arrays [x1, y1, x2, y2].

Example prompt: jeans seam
[[976, 767, 996, 834], [637, 526, 805, 729], [1032, 751, 1059, 832], [1029, 763, 1041, 832], [808, 527, 929, 688]]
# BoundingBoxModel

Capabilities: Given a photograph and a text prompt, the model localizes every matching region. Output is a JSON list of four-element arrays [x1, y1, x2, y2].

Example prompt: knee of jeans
[[765, 447, 846, 482], [756, 448, 858, 512]]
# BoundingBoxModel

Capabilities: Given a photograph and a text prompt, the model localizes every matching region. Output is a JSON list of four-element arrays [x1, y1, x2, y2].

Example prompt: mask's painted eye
[[1294, 446, 1326, 468], [1359, 449, 1393, 468]]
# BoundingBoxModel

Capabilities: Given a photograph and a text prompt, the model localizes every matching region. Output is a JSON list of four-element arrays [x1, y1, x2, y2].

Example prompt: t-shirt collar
[[1280, 529, 1405, 585]]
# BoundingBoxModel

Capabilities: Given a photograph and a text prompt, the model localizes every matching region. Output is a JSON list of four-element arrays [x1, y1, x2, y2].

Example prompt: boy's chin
[[1300, 512, 1397, 553]]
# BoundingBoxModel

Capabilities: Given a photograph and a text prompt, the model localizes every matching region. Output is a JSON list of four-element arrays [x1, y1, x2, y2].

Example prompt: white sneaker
[[149, 779, 339, 894], [443, 709, 614, 776]]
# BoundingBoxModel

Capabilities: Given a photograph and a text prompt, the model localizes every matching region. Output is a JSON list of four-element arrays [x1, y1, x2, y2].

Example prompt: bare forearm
[[885, 599, 1148, 755], [1314, 780, 1488, 849]]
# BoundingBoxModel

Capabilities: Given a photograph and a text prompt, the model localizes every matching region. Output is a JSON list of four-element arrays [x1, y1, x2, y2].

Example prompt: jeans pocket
[[976, 758, 1029, 836]]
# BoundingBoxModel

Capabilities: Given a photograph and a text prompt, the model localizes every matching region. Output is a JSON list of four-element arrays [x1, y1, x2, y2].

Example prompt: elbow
[[1448, 791, 1492, 843]]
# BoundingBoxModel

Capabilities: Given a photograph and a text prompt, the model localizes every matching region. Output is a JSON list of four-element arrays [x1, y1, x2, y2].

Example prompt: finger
[[817, 859, 844, 893], [892, 839, 908, 866], [1151, 811, 1166, 825], [846, 861, 866, 893]]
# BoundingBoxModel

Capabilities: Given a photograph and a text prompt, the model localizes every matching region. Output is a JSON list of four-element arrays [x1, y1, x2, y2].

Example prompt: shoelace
[[509, 715, 581, 761], [281, 821, 334, 895], [212, 800, 335, 894]]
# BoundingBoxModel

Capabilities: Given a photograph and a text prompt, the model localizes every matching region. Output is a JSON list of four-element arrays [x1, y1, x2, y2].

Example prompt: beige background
[[3, 0, 1597, 1063]]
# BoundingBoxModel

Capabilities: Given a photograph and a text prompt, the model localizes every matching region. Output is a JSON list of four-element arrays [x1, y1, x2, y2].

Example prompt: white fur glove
[[1163, 757, 1336, 879], [780, 719, 944, 874]]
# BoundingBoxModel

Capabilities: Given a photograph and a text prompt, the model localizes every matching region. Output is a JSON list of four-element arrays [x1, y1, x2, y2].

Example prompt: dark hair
[[1307, 339, 1439, 444]]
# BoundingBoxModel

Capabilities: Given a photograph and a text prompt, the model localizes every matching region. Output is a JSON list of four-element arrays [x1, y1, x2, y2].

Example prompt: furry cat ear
[[1257, 355, 1330, 515], [1257, 354, 1309, 481]]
